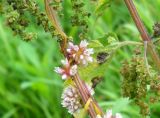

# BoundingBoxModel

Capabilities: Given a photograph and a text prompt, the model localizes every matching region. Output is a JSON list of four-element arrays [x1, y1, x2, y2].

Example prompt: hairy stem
[[124, 0, 160, 71]]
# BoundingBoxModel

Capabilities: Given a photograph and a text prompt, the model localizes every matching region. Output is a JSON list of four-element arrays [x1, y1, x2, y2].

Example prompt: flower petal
[[70, 65, 77, 76], [61, 58, 69, 66], [86, 56, 93, 62], [105, 109, 112, 118], [84, 48, 94, 55], [62, 74, 67, 80], [80, 40, 88, 48], [54, 67, 64, 74]]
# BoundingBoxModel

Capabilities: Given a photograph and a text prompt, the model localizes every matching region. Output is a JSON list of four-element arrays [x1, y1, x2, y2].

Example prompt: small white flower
[[67, 42, 79, 53], [67, 40, 94, 66], [61, 58, 69, 66], [104, 109, 112, 118], [54, 67, 64, 74], [62, 74, 67, 80], [84, 48, 94, 55], [103, 109, 122, 118], [80, 40, 88, 48], [70, 65, 77, 76], [54, 58, 77, 80], [61, 86, 82, 114]]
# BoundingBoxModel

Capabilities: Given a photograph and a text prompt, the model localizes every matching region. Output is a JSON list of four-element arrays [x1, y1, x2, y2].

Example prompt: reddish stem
[[124, 0, 160, 71], [74, 74, 97, 118]]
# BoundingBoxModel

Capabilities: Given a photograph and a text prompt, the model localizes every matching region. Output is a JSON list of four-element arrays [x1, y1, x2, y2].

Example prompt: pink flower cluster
[[61, 84, 95, 114], [54, 40, 94, 80], [67, 40, 94, 65], [54, 58, 77, 80], [61, 86, 82, 114]]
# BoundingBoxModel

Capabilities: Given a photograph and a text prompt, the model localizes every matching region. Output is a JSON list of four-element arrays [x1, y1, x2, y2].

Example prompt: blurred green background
[[0, 0, 160, 118]]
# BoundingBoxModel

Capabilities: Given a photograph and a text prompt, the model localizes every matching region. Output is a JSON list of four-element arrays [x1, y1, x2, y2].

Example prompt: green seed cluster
[[149, 76, 160, 103], [71, 0, 90, 39], [2, 0, 61, 41], [153, 22, 160, 38], [121, 52, 160, 116], [0, 0, 3, 13], [121, 56, 149, 99], [154, 39, 160, 55], [50, 0, 63, 11]]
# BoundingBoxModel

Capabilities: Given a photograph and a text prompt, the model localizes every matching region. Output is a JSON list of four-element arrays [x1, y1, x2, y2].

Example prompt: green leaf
[[79, 53, 113, 82], [18, 42, 41, 69], [79, 39, 142, 82], [95, 0, 111, 16], [2, 108, 17, 118], [97, 32, 119, 46]]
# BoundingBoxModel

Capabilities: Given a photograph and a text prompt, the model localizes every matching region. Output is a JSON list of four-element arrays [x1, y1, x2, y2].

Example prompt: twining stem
[[74, 74, 97, 117], [45, 0, 67, 55], [44, 0, 103, 117], [124, 0, 160, 71]]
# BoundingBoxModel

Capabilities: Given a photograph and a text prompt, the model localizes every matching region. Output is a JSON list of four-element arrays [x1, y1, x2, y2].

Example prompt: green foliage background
[[0, 0, 160, 118]]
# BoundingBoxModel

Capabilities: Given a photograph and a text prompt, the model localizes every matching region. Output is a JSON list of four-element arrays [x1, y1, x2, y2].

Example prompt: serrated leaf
[[89, 39, 104, 54], [97, 32, 119, 46]]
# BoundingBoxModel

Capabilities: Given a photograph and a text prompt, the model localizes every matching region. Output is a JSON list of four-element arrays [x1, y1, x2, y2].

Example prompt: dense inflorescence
[[50, 0, 63, 17], [153, 22, 160, 38], [61, 85, 82, 114], [71, 0, 90, 39], [149, 76, 160, 103], [61, 83, 94, 115], [2, 0, 60, 41], [2, 0, 91, 41], [121, 51, 160, 116], [55, 40, 94, 79], [121, 54, 149, 116]]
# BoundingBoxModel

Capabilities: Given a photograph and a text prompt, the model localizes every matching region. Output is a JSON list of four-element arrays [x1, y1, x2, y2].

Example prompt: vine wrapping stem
[[45, 0, 104, 117], [74, 74, 97, 118]]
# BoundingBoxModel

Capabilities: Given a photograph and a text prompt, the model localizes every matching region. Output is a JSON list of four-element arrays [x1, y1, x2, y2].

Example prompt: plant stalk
[[74, 74, 97, 118], [124, 0, 160, 71], [44, 0, 103, 117]]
